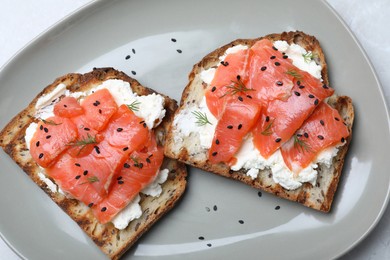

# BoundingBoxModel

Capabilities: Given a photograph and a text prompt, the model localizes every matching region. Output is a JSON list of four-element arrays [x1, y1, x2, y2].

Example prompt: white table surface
[[0, 0, 389, 259]]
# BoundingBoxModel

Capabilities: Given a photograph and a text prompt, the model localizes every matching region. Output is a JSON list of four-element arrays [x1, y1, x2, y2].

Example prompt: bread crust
[[0, 67, 187, 259], [164, 31, 354, 212]]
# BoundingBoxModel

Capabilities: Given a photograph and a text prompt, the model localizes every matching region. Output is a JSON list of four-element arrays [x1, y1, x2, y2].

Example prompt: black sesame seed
[[265, 116, 270, 122], [94, 146, 100, 154], [317, 135, 324, 140], [118, 180, 124, 184], [258, 191, 262, 197], [282, 55, 288, 59], [236, 75, 241, 80], [132, 48, 136, 54], [238, 96, 243, 102], [117, 177, 123, 181], [146, 158, 151, 163], [261, 66, 267, 71], [36, 141, 40, 147], [123, 147, 129, 151], [238, 220, 244, 224], [341, 137, 345, 142], [139, 121, 145, 124], [297, 133, 302, 137], [275, 62, 281, 66], [88, 203, 94, 208], [117, 128, 123, 132], [314, 99, 319, 105], [143, 123, 147, 128], [294, 91, 301, 96], [246, 95, 252, 99], [335, 117, 340, 121], [75, 163, 81, 167], [275, 138, 282, 143], [320, 120, 325, 126], [211, 86, 216, 92], [93, 100, 101, 106], [238, 124, 242, 130], [220, 61, 229, 66], [270, 55, 276, 59], [176, 49, 182, 53], [84, 127, 90, 131], [216, 139, 220, 145], [227, 125, 233, 129], [304, 132, 309, 138], [276, 81, 283, 86], [75, 175, 81, 180], [83, 170, 88, 176], [131, 71, 136, 75], [124, 163, 130, 168], [171, 38, 177, 42], [46, 135, 51, 139], [98, 109, 102, 114], [139, 163, 144, 169], [198, 236, 205, 240], [101, 207, 107, 212], [64, 104, 68, 108], [272, 46, 278, 51], [39, 153, 44, 159], [308, 94, 315, 99], [207, 244, 212, 247], [275, 205, 281, 210], [125, 55, 130, 60], [212, 152, 218, 156], [40, 125, 43, 130], [44, 127, 49, 133], [297, 81, 301, 86], [213, 205, 217, 211], [299, 85, 305, 89], [322, 84, 329, 89]]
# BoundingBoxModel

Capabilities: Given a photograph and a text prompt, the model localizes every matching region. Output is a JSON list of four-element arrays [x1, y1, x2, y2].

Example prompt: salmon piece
[[93, 134, 164, 224], [46, 153, 103, 206], [208, 98, 261, 164], [252, 72, 334, 158], [53, 97, 84, 118], [205, 49, 250, 118], [248, 39, 295, 103], [281, 102, 350, 173], [78, 89, 118, 131], [29, 116, 78, 168], [101, 104, 149, 150]]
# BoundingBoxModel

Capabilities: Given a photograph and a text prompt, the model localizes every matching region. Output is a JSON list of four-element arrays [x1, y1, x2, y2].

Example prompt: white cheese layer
[[26, 79, 169, 229]]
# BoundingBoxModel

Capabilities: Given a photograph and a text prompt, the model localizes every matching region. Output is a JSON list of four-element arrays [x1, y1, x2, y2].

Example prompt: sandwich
[[0, 67, 187, 259], [164, 31, 354, 212]]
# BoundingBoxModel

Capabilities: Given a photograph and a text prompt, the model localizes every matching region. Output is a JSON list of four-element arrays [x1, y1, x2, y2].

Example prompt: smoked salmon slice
[[29, 116, 78, 168], [53, 96, 84, 118], [93, 134, 164, 224], [280, 102, 350, 173]]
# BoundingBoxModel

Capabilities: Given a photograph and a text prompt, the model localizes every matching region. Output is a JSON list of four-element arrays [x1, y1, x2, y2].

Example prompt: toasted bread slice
[[164, 31, 354, 212], [0, 67, 187, 259]]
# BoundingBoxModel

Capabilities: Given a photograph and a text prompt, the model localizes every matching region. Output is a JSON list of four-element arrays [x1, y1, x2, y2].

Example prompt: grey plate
[[0, 0, 389, 259]]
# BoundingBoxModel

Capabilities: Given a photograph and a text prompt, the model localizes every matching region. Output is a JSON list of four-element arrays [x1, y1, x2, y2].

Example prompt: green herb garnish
[[293, 135, 312, 153], [127, 100, 141, 112], [40, 118, 62, 126], [302, 52, 317, 63], [261, 119, 274, 136], [285, 69, 303, 80], [192, 111, 212, 126], [79, 176, 100, 185], [68, 133, 97, 155], [220, 75, 255, 98]]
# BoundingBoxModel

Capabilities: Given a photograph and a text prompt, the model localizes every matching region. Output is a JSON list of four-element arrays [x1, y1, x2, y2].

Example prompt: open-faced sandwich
[[0, 67, 187, 259], [165, 31, 354, 212]]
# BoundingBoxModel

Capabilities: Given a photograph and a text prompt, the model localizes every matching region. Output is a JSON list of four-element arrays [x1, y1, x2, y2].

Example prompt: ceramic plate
[[0, 0, 389, 259]]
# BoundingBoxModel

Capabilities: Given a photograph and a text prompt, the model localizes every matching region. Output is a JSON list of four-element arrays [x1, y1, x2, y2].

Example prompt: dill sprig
[[127, 100, 141, 112], [79, 176, 100, 185], [39, 118, 62, 126], [293, 135, 312, 153], [68, 133, 97, 155], [192, 111, 212, 126], [302, 52, 317, 63], [220, 75, 255, 98], [261, 119, 274, 136], [285, 69, 303, 80]]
